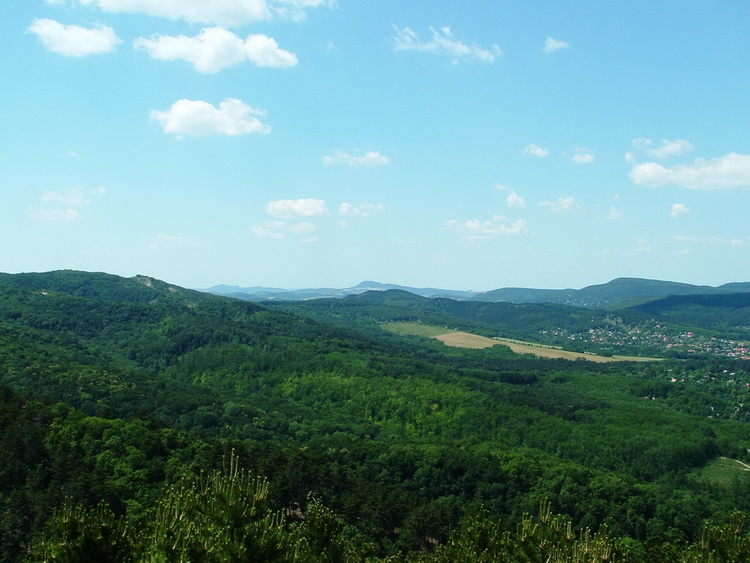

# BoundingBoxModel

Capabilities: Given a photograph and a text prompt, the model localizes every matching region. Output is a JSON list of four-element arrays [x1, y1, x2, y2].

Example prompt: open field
[[383, 322, 661, 362], [694, 457, 750, 488]]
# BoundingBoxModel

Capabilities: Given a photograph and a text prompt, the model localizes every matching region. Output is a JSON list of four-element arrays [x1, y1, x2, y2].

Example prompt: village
[[539, 319, 750, 360]]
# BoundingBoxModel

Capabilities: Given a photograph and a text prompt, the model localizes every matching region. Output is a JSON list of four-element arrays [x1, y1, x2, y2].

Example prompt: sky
[[3, 1, 750, 291]]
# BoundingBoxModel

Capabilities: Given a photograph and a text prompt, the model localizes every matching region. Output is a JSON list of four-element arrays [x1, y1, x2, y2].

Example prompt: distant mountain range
[[202, 278, 750, 310]]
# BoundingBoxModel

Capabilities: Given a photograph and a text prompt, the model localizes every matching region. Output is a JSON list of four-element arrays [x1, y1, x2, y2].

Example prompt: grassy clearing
[[382, 322, 452, 338], [694, 457, 750, 488], [382, 322, 661, 362]]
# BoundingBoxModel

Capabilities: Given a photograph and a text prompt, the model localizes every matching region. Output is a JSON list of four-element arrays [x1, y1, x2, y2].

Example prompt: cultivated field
[[383, 322, 660, 363]]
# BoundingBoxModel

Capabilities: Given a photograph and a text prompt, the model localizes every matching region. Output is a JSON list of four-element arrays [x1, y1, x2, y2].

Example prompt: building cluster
[[539, 319, 750, 360]]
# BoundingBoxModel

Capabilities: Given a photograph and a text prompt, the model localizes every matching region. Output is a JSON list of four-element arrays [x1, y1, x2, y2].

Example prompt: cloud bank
[[630, 153, 750, 190]]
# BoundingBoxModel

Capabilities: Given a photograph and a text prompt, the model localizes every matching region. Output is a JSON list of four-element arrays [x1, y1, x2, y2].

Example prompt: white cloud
[[75, 0, 316, 26], [540, 196, 584, 214], [339, 202, 384, 216], [27, 18, 121, 56], [29, 186, 104, 222], [147, 234, 198, 249], [506, 191, 526, 209], [446, 216, 527, 242], [250, 221, 286, 238], [543, 36, 569, 53], [523, 144, 549, 157], [630, 153, 750, 190], [572, 151, 595, 164], [670, 203, 690, 218], [607, 206, 623, 220], [624, 239, 652, 256], [674, 235, 745, 247], [28, 208, 83, 222], [41, 186, 92, 206], [150, 98, 270, 138], [134, 27, 297, 73], [266, 198, 328, 218], [76, 0, 333, 25], [392, 25, 502, 63], [272, 0, 334, 21], [289, 222, 316, 234], [632, 138, 695, 159], [322, 150, 390, 166]]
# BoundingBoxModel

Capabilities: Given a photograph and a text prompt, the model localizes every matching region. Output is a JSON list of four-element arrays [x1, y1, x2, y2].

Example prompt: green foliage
[[30, 453, 373, 562], [425, 500, 616, 562], [3, 271, 750, 560]]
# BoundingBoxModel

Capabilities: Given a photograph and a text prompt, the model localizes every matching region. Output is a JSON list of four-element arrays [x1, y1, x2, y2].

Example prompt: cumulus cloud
[[572, 151, 595, 164], [543, 36, 569, 53], [134, 27, 297, 73], [72, 0, 329, 26], [506, 191, 526, 209], [339, 202, 384, 216], [540, 196, 584, 214], [670, 203, 690, 218], [289, 222, 316, 234], [322, 150, 390, 166], [446, 216, 527, 242], [250, 221, 286, 238], [632, 138, 695, 159], [630, 153, 750, 190], [266, 198, 328, 218], [523, 144, 549, 157], [27, 18, 121, 56], [41, 186, 92, 206], [392, 25, 502, 63], [149, 98, 270, 138]]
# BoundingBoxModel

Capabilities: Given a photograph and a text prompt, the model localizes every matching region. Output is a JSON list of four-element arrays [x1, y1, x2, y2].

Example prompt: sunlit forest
[[2, 271, 750, 561]]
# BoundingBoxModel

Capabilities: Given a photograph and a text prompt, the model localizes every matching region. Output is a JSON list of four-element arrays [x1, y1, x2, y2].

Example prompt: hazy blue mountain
[[204, 277, 750, 309], [203, 281, 477, 301]]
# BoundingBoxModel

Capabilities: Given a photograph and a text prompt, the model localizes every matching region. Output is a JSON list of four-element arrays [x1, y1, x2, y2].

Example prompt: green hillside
[[2, 271, 750, 560]]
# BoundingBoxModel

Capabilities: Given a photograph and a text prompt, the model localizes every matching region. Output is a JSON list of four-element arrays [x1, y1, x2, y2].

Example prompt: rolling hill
[[3, 270, 750, 560]]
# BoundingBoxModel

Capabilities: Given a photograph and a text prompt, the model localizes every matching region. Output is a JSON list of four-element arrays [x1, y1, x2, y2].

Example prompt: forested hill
[[623, 292, 750, 331], [266, 288, 600, 339], [265, 287, 750, 358], [3, 270, 750, 560]]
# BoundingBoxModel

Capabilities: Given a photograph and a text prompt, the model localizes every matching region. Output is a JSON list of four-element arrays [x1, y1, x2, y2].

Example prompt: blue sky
[[3, 1, 750, 290]]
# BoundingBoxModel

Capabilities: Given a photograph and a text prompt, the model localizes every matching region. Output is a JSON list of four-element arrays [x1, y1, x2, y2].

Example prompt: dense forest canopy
[[1, 270, 750, 561]]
